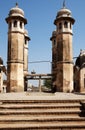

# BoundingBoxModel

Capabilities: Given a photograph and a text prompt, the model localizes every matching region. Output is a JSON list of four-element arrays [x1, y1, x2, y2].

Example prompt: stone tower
[[50, 3, 75, 92], [6, 3, 30, 92]]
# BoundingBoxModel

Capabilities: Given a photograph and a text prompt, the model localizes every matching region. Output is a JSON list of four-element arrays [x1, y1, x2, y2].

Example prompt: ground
[[0, 92, 85, 100]]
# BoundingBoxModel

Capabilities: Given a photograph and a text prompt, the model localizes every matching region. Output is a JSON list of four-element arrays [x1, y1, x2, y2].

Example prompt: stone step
[[0, 98, 84, 129], [0, 109, 81, 116], [0, 121, 85, 130], [0, 99, 83, 104], [0, 102, 81, 106], [0, 103, 81, 110], [0, 114, 79, 118], [0, 116, 85, 123], [0, 98, 82, 102]]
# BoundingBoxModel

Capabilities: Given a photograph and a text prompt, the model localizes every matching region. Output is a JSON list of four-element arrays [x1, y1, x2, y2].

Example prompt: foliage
[[43, 79, 52, 89]]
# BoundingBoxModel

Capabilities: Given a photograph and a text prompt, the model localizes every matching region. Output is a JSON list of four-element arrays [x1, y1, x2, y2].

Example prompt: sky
[[0, 0, 85, 85]]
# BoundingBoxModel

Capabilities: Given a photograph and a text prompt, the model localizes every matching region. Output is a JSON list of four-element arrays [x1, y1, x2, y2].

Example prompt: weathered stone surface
[[51, 4, 75, 92], [6, 4, 30, 92], [0, 92, 85, 129], [74, 50, 85, 93]]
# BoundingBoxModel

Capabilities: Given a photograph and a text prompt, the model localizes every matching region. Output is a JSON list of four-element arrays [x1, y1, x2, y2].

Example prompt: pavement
[[0, 92, 85, 100]]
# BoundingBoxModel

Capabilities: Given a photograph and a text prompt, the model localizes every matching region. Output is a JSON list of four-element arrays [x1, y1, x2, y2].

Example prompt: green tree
[[43, 79, 52, 89]]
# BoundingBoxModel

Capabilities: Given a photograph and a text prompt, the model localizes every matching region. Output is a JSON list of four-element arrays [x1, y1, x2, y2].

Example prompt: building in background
[[74, 50, 85, 92], [0, 57, 7, 92]]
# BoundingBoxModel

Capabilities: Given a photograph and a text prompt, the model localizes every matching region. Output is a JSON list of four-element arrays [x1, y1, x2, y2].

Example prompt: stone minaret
[[50, 3, 75, 92], [6, 3, 30, 92]]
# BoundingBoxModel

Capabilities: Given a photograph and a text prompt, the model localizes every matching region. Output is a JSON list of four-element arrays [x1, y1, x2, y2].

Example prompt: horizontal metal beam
[[25, 73, 52, 77], [27, 77, 52, 80]]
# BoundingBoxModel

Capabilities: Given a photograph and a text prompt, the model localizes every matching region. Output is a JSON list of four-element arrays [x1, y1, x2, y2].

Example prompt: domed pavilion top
[[57, 1, 72, 18], [75, 50, 85, 68], [9, 3, 24, 17], [57, 8, 71, 17], [54, 0, 75, 25]]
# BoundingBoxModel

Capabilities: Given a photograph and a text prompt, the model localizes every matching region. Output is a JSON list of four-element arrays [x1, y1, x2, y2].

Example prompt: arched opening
[[70, 22, 72, 29], [64, 21, 68, 28], [20, 22, 22, 28], [14, 20, 17, 27], [53, 39, 56, 46], [59, 23, 62, 30]]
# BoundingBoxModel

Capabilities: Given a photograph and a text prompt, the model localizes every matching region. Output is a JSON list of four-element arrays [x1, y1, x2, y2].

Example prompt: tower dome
[[54, 1, 75, 25], [75, 50, 85, 68], [57, 8, 71, 18], [6, 3, 27, 24], [57, 0, 71, 18], [9, 3, 24, 17]]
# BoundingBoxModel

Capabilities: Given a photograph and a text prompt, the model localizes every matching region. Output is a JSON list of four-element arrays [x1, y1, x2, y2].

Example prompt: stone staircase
[[0, 99, 85, 129]]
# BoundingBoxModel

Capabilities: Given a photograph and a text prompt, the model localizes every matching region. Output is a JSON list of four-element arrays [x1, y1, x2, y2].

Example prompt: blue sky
[[0, 0, 85, 78]]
